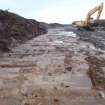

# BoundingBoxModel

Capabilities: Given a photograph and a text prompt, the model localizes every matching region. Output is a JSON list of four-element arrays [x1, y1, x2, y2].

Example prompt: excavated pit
[[0, 27, 105, 105]]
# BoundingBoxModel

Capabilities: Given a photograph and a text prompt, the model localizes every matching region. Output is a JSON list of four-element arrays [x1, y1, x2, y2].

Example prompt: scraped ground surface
[[0, 28, 105, 105]]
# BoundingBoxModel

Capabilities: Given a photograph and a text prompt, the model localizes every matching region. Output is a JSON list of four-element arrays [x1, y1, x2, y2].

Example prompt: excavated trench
[[0, 27, 105, 105]]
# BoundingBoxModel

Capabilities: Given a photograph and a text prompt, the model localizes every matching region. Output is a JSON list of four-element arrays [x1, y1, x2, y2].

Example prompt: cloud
[[34, 0, 105, 24], [35, 4, 104, 24], [0, 0, 104, 23]]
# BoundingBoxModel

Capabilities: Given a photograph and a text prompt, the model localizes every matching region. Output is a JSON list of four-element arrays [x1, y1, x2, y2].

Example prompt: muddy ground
[[0, 27, 105, 105]]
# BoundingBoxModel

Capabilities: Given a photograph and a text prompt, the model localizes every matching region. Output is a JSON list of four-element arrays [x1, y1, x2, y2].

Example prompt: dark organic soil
[[0, 10, 47, 52], [85, 56, 105, 90]]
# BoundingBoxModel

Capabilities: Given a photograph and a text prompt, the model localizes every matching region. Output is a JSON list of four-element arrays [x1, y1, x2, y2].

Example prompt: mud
[[0, 27, 105, 105]]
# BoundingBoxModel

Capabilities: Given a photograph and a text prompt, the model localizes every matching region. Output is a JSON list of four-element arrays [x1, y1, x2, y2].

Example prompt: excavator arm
[[85, 2, 104, 26], [96, 2, 104, 20]]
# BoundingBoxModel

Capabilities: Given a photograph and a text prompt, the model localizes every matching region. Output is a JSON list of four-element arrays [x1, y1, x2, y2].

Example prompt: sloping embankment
[[0, 10, 47, 52]]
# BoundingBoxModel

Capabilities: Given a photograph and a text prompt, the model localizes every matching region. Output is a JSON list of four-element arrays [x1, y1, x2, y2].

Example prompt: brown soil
[[0, 10, 47, 52], [85, 56, 105, 90]]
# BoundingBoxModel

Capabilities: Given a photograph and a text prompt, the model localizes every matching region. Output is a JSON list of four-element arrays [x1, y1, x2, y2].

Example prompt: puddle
[[53, 40, 64, 44], [61, 31, 76, 37], [54, 31, 76, 37]]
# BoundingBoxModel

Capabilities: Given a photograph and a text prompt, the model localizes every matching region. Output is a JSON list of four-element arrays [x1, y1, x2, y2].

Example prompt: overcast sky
[[0, 0, 104, 24]]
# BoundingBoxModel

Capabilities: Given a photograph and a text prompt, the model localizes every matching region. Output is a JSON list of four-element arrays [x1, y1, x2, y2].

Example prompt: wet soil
[[75, 28, 105, 50], [0, 27, 105, 105], [85, 56, 105, 90]]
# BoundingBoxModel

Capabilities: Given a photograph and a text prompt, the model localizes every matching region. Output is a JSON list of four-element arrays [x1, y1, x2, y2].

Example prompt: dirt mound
[[73, 28, 105, 50], [48, 23, 64, 28], [86, 56, 105, 90], [0, 10, 47, 52]]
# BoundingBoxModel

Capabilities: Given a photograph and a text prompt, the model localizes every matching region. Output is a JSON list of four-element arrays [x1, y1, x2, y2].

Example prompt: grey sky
[[0, 0, 104, 23]]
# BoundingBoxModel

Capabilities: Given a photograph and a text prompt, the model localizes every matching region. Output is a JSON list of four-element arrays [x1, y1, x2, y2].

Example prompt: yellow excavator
[[72, 2, 104, 28]]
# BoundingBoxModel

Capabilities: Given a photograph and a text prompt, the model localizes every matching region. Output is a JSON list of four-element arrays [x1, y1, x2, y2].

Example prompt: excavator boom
[[85, 2, 104, 25], [96, 3, 104, 20]]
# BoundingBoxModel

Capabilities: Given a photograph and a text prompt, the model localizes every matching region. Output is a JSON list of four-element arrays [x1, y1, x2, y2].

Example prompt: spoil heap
[[0, 10, 47, 52]]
